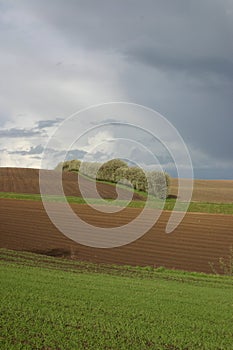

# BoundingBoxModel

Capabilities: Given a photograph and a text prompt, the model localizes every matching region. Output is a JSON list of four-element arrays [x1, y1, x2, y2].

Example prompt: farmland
[[1, 167, 233, 203], [0, 167, 233, 274], [170, 177, 233, 203], [0, 167, 233, 349], [0, 167, 145, 201], [0, 249, 233, 350], [0, 199, 233, 273]]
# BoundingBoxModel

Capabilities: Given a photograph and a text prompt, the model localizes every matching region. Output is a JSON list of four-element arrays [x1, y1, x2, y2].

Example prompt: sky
[[0, 0, 233, 179]]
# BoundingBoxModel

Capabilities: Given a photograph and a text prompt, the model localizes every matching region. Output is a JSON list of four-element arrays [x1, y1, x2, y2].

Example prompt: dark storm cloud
[[24, 0, 233, 75], [23, 1, 233, 89], [1, 0, 233, 177], [126, 47, 233, 81]]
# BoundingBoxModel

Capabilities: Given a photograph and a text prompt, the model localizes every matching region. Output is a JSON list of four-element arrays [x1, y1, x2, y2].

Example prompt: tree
[[97, 159, 128, 182]]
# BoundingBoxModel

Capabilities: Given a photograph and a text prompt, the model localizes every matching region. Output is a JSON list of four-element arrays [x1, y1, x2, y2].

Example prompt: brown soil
[[0, 198, 232, 274], [170, 178, 233, 203], [0, 167, 144, 201], [1, 167, 232, 203]]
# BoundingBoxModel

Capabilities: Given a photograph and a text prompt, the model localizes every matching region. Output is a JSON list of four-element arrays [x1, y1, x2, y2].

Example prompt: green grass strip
[[1, 191, 233, 214]]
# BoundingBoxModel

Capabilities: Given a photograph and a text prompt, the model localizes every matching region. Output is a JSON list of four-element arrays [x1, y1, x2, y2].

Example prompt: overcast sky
[[0, 0, 233, 179]]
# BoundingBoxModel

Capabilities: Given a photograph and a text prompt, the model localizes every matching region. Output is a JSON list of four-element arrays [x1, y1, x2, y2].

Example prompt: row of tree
[[55, 159, 170, 199]]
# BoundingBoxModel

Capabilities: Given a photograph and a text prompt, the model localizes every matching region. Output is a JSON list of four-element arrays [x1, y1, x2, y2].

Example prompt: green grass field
[[0, 249, 233, 350], [1, 191, 233, 214]]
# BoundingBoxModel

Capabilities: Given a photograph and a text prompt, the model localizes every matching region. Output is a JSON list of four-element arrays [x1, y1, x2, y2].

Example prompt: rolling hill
[[0, 167, 232, 274]]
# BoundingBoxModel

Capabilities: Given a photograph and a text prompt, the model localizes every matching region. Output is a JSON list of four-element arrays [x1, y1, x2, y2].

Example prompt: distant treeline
[[55, 159, 170, 199]]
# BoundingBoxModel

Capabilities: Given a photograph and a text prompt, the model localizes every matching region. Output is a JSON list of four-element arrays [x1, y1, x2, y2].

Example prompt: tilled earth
[[0, 167, 144, 201], [1, 198, 232, 273]]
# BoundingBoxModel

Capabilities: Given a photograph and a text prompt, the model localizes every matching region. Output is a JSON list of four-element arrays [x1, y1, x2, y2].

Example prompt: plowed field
[[1, 167, 233, 203], [170, 178, 233, 203], [0, 167, 144, 201], [1, 198, 232, 273]]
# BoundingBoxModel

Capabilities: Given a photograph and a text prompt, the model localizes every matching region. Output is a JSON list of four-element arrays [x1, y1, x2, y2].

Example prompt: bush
[[59, 159, 81, 172], [68, 159, 81, 172], [115, 166, 132, 186], [97, 159, 128, 182], [61, 161, 70, 172], [115, 166, 147, 191], [116, 167, 169, 198], [146, 171, 169, 199], [55, 159, 170, 199], [132, 167, 147, 191]]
